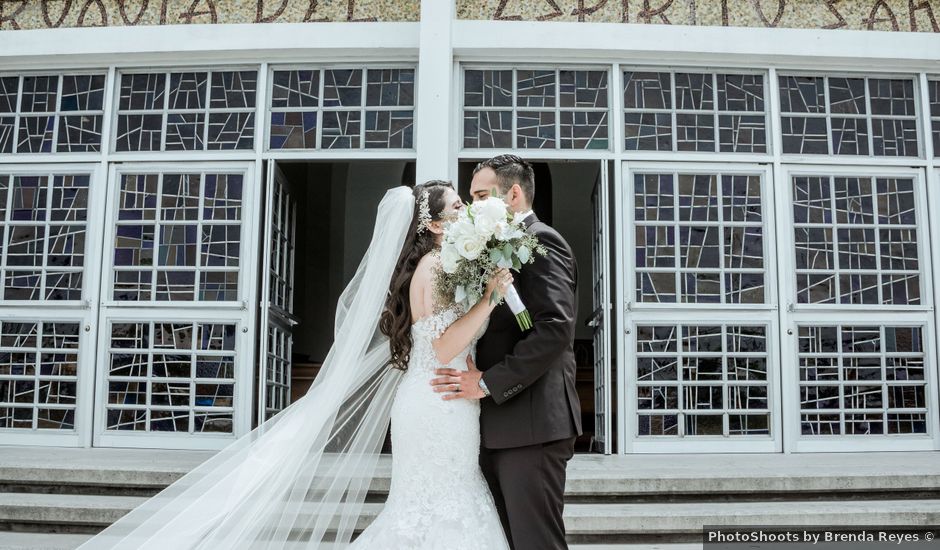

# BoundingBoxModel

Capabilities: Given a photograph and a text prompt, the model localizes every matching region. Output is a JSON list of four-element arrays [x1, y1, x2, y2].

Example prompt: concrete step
[[2, 492, 939, 536], [0, 533, 91, 550], [0, 493, 140, 528], [0, 532, 697, 550], [3, 447, 940, 499]]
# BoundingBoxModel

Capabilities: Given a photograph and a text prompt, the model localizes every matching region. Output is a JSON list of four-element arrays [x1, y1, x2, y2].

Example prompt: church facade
[[0, 0, 938, 455]]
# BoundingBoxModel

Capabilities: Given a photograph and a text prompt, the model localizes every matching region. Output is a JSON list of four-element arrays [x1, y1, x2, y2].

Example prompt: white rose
[[495, 221, 525, 241], [472, 197, 508, 237], [440, 243, 461, 273], [446, 217, 476, 241], [455, 232, 486, 260], [446, 218, 486, 261]]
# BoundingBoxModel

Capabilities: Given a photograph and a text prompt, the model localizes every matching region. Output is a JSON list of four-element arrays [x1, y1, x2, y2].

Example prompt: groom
[[430, 154, 582, 550]]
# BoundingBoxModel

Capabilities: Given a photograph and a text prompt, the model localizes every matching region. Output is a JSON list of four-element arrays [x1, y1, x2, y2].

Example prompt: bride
[[76, 181, 512, 549]]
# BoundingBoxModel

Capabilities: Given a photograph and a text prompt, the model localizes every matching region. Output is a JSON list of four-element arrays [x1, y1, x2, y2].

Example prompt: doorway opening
[[256, 159, 614, 455], [254, 160, 414, 437]]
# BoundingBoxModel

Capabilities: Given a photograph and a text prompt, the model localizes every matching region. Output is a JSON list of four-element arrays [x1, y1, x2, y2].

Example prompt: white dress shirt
[[514, 209, 534, 224]]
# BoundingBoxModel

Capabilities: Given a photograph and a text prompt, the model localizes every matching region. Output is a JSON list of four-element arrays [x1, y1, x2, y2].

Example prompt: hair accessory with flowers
[[416, 189, 432, 234]]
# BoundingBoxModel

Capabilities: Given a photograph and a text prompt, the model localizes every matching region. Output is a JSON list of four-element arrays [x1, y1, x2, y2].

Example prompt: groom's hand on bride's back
[[430, 356, 484, 400]]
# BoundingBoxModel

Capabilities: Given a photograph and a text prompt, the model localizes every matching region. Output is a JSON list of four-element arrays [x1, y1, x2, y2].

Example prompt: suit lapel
[[511, 211, 540, 320]]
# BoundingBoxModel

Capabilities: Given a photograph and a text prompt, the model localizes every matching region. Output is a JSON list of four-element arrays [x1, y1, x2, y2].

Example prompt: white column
[[414, 0, 456, 183]]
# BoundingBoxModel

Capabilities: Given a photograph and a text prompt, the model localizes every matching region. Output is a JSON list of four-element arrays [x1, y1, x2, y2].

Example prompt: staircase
[[1, 447, 939, 549]]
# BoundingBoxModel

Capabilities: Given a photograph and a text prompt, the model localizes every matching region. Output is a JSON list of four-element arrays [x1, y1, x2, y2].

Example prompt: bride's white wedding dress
[[349, 306, 510, 550], [72, 187, 504, 550]]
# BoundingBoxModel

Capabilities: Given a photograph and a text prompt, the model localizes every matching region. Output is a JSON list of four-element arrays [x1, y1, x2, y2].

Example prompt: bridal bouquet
[[434, 197, 546, 331]]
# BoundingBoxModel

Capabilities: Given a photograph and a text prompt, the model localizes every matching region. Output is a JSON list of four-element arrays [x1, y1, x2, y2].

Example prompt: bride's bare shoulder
[[410, 250, 440, 290], [410, 251, 443, 319], [415, 250, 441, 274]]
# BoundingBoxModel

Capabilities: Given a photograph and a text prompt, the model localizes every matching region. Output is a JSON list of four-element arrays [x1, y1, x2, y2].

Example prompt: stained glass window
[[792, 174, 921, 305], [112, 170, 243, 302], [115, 70, 257, 152], [798, 325, 927, 435], [634, 170, 766, 304], [0, 172, 89, 301], [623, 71, 766, 153], [463, 68, 609, 150], [0, 321, 80, 430], [268, 67, 415, 150], [106, 321, 236, 434], [0, 73, 106, 154], [779, 75, 919, 157], [635, 324, 770, 437]]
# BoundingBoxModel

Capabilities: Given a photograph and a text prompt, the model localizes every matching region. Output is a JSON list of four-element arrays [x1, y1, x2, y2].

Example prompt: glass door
[[257, 161, 298, 427], [621, 161, 781, 453], [589, 160, 613, 453], [93, 162, 258, 450], [0, 164, 105, 447]]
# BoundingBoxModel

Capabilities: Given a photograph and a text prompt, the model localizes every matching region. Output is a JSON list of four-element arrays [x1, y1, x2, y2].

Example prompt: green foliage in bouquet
[[431, 197, 546, 313]]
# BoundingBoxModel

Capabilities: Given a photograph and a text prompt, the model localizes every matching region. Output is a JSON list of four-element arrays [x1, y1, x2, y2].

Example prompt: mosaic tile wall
[[0, 0, 420, 30], [457, 0, 939, 32], [1, 1, 936, 32]]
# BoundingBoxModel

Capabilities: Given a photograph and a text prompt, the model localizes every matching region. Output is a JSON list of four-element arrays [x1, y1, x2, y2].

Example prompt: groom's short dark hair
[[474, 154, 535, 205]]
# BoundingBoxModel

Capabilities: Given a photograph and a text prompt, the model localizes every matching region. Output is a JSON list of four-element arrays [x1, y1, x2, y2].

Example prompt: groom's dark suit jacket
[[477, 212, 582, 449]]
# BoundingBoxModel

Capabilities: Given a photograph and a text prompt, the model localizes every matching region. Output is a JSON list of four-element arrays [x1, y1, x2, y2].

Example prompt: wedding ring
[[452, 384, 460, 392]]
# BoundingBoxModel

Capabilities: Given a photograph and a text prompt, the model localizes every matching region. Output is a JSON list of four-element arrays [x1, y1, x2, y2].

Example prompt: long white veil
[[76, 185, 416, 549]]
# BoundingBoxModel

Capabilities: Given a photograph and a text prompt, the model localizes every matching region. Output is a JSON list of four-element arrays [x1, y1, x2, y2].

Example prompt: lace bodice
[[408, 305, 488, 375]]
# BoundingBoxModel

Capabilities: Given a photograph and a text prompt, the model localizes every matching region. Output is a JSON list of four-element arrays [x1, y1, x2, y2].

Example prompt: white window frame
[[775, 69, 926, 162], [110, 66, 261, 159], [623, 161, 779, 313], [264, 63, 419, 157], [0, 162, 105, 447], [94, 160, 259, 450], [776, 164, 939, 452], [0, 70, 109, 158], [620, 160, 780, 453], [456, 62, 617, 161], [619, 65, 773, 161], [777, 164, 933, 314]]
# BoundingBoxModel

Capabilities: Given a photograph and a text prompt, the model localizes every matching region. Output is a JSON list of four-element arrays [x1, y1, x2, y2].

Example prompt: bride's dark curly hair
[[380, 180, 455, 371]]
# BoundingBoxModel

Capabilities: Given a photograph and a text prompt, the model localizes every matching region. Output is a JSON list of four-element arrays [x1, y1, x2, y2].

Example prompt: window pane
[[117, 70, 257, 152], [269, 67, 414, 150], [792, 175, 920, 306], [779, 75, 919, 157], [463, 68, 610, 150], [112, 171, 244, 302], [634, 171, 766, 304], [626, 71, 766, 153], [106, 321, 236, 435], [636, 324, 770, 437], [798, 325, 927, 436]]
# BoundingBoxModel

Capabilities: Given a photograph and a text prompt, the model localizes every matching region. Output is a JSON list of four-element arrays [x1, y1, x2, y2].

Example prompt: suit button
[[503, 392, 509, 397]]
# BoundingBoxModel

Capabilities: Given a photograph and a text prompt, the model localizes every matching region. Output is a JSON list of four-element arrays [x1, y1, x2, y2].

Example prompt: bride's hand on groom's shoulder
[[430, 356, 484, 401]]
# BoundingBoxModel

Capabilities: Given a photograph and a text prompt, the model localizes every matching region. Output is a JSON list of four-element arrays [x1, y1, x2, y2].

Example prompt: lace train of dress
[[348, 307, 509, 550]]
